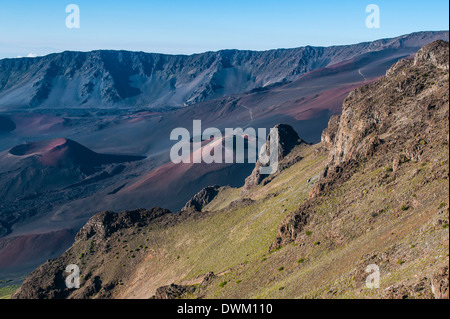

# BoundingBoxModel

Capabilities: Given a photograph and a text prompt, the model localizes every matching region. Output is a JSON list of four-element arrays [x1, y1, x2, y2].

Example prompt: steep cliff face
[[275, 40, 449, 246], [75, 208, 171, 241], [243, 124, 304, 190], [329, 40, 449, 167], [269, 40, 449, 298], [320, 115, 340, 151], [300, 40, 449, 201], [0, 31, 447, 110]]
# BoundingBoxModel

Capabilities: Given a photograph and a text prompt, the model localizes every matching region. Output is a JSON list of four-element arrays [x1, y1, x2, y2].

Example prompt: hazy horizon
[[0, 30, 448, 61], [1, 0, 448, 59]]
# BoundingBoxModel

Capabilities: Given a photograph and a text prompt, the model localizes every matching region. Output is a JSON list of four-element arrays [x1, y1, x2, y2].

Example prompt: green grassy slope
[[42, 135, 445, 299]]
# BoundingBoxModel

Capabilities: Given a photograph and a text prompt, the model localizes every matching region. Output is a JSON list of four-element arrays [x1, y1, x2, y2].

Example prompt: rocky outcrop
[[309, 40, 449, 200], [273, 40, 450, 250], [151, 283, 197, 299], [181, 186, 221, 212], [414, 40, 449, 71], [12, 207, 171, 299], [273, 124, 305, 159], [320, 115, 340, 150], [11, 256, 71, 299], [270, 202, 312, 251], [383, 279, 435, 299], [151, 271, 217, 299], [381, 266, 449, 299], [76, 207, 171, 241], [244, 124, 304, 190], [329, 40, 449, 167], [431, 266, 449, 299]]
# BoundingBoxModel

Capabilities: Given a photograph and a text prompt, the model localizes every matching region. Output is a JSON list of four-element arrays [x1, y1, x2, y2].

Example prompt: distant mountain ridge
[[0, 31, 448, 110]]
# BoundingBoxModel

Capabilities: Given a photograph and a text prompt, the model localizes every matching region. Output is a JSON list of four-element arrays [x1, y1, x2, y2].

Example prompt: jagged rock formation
[[243, 124, 304, 190], [12, 207, 171, 299], [10, 257, 73, 299], [273, 40, 449, 253], [150, 271, 219, 299], [76, 208, 171, 241], [329, 40, 449, 167], [270, 202, 312, 251], [309, 39, 450, 199], [431, 266, 449, 299], [181, 186, 221, 212], [379, 266, 448, 299], [320, 115, 340, 150], [151, 283, 196, 299]]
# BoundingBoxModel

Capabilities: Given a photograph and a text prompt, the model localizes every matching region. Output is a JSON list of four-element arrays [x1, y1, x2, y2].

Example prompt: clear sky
[[0, 0, 448, 58]]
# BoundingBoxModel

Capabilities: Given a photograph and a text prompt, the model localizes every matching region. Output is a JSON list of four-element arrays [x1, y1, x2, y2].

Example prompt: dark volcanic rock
[[151, 283, 196, 299], [383, 279, 435, 299], [329, 40, 449, 167], [275, 124, 304, 159], [320, 115, 340, 150], [244, 124, 304, 190], [201, 271, 216, 286], [431, 266, 449, 299], [270, 202, 312, 251], [310, 40, 450, 200], [272, 40, 450, 249], [76, 207, 171, 241], [181, 185, 221, 212], [12, 259, 71, 299]]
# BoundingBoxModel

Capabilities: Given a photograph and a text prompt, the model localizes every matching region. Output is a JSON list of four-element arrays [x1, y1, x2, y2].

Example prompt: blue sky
[[0, 0, 448, 58]]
